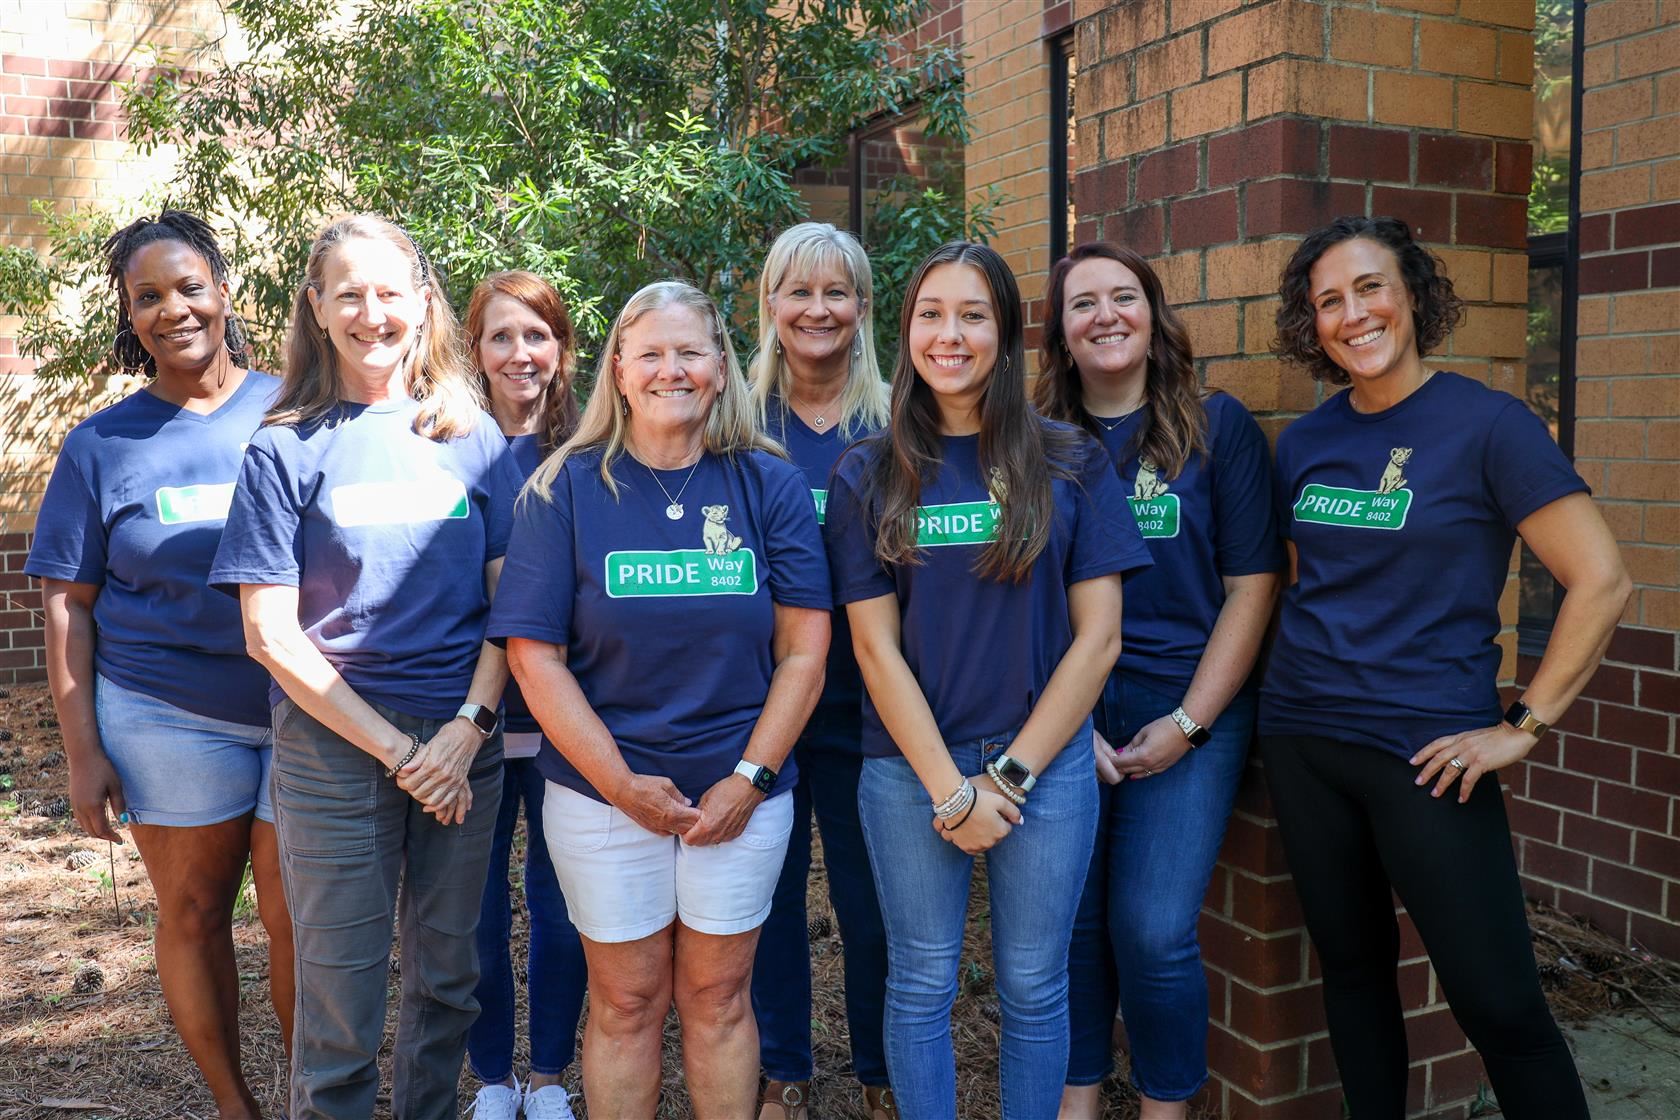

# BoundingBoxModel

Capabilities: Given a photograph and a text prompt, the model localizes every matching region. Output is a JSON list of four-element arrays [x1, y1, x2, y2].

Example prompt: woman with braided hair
[[28, 209, 291, 1119]]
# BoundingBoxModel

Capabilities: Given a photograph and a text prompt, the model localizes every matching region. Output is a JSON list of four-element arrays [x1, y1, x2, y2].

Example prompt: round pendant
[[812, 415, 827, 429], [666, 502, 684, 520]]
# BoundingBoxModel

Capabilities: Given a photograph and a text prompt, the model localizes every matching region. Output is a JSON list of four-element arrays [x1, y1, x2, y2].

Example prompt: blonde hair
[[525, 280, 783, 503], [268, 214, 483, 440], [747, 222, 889, 439]]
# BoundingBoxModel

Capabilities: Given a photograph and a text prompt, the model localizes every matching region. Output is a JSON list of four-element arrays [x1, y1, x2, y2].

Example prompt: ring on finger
[[1142, 767, 1154, 777], [1449, 757, 1467, 772]]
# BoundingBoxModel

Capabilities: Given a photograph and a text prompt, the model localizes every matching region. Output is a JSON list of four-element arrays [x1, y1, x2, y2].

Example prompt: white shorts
[[542, 782, 795, 943]]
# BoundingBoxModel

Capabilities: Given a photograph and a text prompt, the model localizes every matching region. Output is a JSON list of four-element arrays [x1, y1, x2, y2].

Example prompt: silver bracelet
[[933, 779, 976, 820], [385, 733, 422, 778]]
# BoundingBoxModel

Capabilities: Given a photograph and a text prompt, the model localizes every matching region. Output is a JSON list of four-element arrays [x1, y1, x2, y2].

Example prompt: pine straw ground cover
[[1, 678, 1672, 1119]]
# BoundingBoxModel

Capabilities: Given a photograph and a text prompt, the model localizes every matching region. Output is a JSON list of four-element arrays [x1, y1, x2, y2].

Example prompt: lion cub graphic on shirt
[[1377, 447, 1412, 494], [1133, 457, 1169, 501], [701, 505, 743, 554]]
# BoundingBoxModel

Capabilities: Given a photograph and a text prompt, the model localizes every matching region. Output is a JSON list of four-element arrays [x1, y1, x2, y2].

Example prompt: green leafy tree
[[1, 0, 994, 380]]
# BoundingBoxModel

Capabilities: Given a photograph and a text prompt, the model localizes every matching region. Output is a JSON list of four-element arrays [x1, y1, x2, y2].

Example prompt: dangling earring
[[852, 334, 863, 359], [773, 336, 782, 356], [619, 394, 629, 416], [320, 325, 329, 339]]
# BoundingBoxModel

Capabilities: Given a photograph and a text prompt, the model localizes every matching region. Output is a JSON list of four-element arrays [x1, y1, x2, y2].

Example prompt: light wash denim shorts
[[94, 674, 274, 827]]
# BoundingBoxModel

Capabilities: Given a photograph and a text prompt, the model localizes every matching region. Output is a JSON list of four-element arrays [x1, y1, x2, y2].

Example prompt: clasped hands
[[394, 717, 483, 825], [930, 778, 1022, 855], [612, 770, 766, 846]]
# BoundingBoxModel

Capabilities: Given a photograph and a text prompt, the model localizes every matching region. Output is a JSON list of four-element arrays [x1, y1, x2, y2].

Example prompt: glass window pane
[[1530, 0, 1573, 235], [1518, 262, 1565, 643]]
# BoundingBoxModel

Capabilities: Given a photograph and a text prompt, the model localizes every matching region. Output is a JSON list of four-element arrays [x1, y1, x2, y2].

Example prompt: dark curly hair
[[102, 208, 248, 376], [1272, 215, 1464, 385]]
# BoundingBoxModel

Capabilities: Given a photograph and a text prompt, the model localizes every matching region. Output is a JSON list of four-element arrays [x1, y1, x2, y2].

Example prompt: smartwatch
[[1170, 706, 1211, 748], [456, 703, 499, 737], [1503, 699, 1550, 741], [733, 759, 778, 795], [994, 753, 1037, 793]]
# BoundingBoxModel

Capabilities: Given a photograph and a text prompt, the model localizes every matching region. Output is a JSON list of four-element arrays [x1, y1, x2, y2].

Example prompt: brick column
[[1507, 0, 1680, 965], [1074, 2, 1534, 1116]]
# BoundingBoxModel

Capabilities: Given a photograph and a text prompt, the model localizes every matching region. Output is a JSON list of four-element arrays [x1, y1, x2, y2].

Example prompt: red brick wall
[[0, 531, 44, 683]]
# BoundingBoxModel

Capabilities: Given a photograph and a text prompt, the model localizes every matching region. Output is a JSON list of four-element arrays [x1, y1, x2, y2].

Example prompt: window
[[1517, 0, 1582, 654], [1050, 31, 1076, 262]]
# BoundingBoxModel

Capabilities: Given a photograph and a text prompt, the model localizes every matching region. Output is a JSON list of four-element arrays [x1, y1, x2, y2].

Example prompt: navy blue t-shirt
[[766, 398, 880, 754], [487, 447, 832, 805], [27, 372, 280, 726], [1097, 392, 1284, 695], [1261, 371, 1589, 758], [501, 433, 546, 736], [208, 397, 521, 720], [825, 418, 1154, 759]]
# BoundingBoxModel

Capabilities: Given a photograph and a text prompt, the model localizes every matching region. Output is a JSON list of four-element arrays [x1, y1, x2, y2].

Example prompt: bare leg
[[673, 922, 761, 1120], [579, 925, 675, 1120], [1058, 1082, 1102, 1118], [130, 815, 261, 1119], [248, 820, 294, 1061], [1139, 1096, 1188, 1119]]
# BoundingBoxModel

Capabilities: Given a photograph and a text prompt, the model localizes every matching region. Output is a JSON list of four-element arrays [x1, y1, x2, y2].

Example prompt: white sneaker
[[466, 1082, 522, 1120], [523, 1080, 577, 1120]]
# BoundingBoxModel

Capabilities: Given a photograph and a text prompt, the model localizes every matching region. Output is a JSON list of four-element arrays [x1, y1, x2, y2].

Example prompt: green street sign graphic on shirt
[[605, 549, 760, 597], [1293, 484, 1412, 530], [154, 483, 236, 525], [329, 478, 470, 528], [1128, 494, 1181, 539], [812, 488, 827, 525], [914, 500, 1001, 547]]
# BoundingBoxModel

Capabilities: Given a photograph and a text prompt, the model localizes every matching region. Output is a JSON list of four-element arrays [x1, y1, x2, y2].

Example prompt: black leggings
[[1258, 734, 1588, 1120]]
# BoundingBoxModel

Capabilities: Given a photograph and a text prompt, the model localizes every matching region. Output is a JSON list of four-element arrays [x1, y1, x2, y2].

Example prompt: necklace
[[1086, 401, 1145, 432], [789, 390, 842, 431], [644, 455, 703, 520]]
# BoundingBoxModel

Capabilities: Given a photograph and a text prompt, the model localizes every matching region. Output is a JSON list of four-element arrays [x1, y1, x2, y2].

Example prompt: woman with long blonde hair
[[211, 214, 524, 1119], [491, 280, 832, 1119], [746, 223, 895, 1120]]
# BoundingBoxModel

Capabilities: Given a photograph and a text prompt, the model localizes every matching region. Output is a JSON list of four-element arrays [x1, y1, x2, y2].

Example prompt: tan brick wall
[[1574, 0, 1680, 633]]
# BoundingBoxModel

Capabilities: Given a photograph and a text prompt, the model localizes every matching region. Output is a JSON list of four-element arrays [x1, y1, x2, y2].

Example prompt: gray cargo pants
[[271, 697, 503, 1119]]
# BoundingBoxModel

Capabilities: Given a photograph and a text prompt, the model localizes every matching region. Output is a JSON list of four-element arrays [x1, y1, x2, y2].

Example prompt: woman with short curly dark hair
[[1260, 215, 1628, 1119]]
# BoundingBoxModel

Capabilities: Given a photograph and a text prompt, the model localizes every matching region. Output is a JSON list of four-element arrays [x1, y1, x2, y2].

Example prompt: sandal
[[864, 1084, 899, 1120], [759, 1079, 810, 1120]]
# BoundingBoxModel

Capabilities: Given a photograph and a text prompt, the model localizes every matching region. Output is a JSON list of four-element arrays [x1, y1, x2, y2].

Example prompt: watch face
[[999, 758, 1030, 785], [467, 706, 498, 734], [751, 767, 776, 794]]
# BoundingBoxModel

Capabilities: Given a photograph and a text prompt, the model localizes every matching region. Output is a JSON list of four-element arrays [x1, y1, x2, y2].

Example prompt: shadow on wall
[[0, 372, 121, 538]]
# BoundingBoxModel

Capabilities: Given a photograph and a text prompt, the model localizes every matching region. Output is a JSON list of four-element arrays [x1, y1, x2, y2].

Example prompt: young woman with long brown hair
[[1033, 243, 1282, 1120], [824, 242, 1151, 1119]]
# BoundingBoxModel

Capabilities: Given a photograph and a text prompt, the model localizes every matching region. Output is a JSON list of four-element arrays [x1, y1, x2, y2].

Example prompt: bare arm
[[847, 592, 1021, 855], [684, 603, 829, 846], [1413, 492, 1632, 801], [41, 579, 124, 841], [1111, 571, 1280, 779], [507, 636, 701, 836], [1003, 573, 1123, 775]]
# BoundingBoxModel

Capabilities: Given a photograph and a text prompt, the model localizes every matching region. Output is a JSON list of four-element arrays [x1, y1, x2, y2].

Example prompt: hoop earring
[[224, 312, 248, 357], [112, 327, 146, 372]]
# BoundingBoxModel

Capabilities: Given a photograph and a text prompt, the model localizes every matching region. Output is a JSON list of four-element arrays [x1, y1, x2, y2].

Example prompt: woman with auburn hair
[[28, 209, 290, 1120], [825, 242, 1152, 1119], [746, 222, 894, 1120], [489, 280, 832, 1120], [1033, 242, 1283, 1120], [1262, 215, 1628, 1120], [210, 214, 523, 1119], [461, 270, 586, 1120]]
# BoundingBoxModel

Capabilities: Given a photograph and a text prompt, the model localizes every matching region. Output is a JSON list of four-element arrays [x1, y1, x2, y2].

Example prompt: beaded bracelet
[[385, 733, 422, 778], [985, 762, 1027, 806]]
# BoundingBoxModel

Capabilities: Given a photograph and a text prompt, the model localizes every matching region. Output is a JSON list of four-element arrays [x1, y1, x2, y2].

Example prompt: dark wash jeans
[[468, 756, 586, 1084], [272, 698, 503, 1120], [1066, 676, 1253, 1100], [1258, 733, 1589, 1120], [751, 737, 890, 1086]]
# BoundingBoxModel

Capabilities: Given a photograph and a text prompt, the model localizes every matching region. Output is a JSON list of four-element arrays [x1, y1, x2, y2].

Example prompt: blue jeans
[[752, 739, 889, 1085], [1065, 675, 1253, 1100], [467, 757, 587, 1083], [859, 723, 1098, 1120]]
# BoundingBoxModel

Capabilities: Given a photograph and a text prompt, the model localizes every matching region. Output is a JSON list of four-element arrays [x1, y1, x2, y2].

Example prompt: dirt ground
[[4, 679, 1673, 1119]]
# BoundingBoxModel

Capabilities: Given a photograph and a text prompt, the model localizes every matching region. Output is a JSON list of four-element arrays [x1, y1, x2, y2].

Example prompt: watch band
[[456, 703, 498, 737], [1503, 699, 1550, 740], [994, 753, 1037, 793], [1170, 706, 1211, 748], [733, 758, 777, 795]]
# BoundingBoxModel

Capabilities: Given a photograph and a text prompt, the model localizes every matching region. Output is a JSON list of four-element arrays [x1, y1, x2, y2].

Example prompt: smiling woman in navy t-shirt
[[210, 214, 522, 1118], [1261, 216, 1629, 1120], [28, 209, 290, 1118], [488, 280, 831, 1120], [745, 222, 894, 1120], [1033, 243, 1284, 1120], [825, 242, 1151, 1120]]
